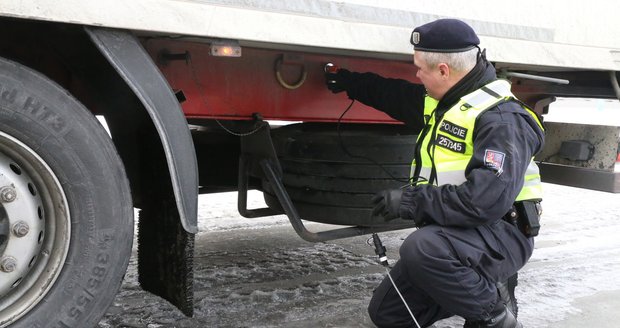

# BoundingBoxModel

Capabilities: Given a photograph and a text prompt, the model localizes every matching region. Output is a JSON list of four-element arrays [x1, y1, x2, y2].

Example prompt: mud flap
[[138, 197, 195, 317]]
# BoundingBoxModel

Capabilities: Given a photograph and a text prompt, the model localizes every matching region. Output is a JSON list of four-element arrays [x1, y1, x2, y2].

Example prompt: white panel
[[2, 0, 619, 70]]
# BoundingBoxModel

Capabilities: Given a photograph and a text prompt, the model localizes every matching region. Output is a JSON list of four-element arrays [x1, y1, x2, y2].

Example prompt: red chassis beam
[[143, 38, 420, 123]]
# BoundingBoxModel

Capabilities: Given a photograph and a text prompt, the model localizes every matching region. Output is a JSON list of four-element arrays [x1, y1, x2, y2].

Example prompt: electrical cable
[[215, 119, 265, 137], [371, 233, 421, 328], [386, 268, 421, 328], [335, 99, 413, 184]]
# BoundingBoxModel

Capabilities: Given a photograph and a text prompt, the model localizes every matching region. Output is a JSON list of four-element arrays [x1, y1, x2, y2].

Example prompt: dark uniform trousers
[[368, 219, 534, 328]]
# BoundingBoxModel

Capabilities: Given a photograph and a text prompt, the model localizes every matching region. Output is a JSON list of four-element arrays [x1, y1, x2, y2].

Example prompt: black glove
[[371, 188, 403, 221], [399, 186, 432, 228], [325, 68, 352, 94]]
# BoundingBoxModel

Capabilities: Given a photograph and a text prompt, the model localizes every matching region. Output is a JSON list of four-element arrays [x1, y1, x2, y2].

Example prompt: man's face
[[413, 51, 447, 100]]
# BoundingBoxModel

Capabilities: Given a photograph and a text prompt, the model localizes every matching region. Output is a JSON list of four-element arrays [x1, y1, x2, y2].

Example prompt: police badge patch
[[484, 149, 506, 175]]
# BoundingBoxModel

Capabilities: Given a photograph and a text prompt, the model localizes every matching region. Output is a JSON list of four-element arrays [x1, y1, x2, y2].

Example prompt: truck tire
[[265, 123, 416, 225], [0, 57, 133, 327]]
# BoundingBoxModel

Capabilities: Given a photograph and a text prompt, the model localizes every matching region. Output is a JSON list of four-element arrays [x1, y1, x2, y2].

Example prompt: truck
[[0, 0, 619, 327]]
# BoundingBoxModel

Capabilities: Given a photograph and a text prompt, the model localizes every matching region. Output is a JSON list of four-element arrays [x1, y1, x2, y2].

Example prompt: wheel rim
[[0, 131, 70, 326]]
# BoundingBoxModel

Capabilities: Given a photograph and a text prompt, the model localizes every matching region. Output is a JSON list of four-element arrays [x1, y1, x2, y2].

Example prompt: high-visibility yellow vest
[[411, 79, 544, 201]]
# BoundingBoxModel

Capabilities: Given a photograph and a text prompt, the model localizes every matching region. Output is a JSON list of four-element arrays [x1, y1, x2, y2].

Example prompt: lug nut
[[1, 257, 17, 273], [12, 221, 29, 237], [0, 186, 17, 203]]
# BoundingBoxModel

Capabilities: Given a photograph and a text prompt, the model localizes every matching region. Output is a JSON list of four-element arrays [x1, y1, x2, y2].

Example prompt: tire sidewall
[[0, 58, 133, 327]]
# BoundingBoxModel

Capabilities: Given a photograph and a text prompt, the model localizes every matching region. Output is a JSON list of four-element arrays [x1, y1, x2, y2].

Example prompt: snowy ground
[[98, 183, 620, 328]]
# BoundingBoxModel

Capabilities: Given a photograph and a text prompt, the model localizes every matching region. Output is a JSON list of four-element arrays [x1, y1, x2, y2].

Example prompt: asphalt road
[[98, 183, 620, 328]]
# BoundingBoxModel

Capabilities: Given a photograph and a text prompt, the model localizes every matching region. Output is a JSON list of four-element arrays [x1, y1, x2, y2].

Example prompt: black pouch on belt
[[514, 201, 542, 237]]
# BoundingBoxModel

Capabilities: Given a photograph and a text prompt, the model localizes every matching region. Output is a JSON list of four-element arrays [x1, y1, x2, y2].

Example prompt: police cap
[[410, 19, 480, 53]]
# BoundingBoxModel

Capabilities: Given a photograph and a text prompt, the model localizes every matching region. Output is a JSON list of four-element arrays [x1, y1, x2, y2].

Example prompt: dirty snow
[[98, 183, 620, 327]]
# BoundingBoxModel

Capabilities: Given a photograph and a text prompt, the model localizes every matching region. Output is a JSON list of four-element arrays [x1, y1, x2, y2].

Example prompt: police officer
[[325, 19, 544, 328]]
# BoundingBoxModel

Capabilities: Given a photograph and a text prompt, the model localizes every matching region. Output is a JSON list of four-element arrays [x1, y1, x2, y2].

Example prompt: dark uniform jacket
[[342, 59, 545, 228]]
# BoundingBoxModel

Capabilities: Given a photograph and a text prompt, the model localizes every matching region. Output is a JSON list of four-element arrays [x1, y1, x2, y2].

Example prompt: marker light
[[210, 41, 242, 57]]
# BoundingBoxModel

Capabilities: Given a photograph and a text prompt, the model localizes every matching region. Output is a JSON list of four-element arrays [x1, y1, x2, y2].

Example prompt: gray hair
[[417, 48, 479, 73]]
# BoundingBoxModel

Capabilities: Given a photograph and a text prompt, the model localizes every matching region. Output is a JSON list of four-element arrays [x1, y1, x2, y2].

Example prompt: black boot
[[463, 306, 523, 328], [497, 273, 519, 317]]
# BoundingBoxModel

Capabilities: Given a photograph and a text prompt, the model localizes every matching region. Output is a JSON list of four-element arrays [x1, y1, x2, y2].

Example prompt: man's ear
[[438, 63, 450, 79]]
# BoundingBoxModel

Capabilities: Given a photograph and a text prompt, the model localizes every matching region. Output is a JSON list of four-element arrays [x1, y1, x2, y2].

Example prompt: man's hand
[[399, 186, 433, 228], [371, 188, 403, 221], [325, 68, 352, 94]]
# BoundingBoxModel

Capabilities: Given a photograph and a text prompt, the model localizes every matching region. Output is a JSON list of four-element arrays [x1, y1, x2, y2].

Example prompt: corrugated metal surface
[[2, 0, 619, 69]]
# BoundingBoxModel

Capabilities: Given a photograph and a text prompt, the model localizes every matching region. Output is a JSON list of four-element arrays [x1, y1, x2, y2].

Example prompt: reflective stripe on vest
[[411, 79, 544, 201]]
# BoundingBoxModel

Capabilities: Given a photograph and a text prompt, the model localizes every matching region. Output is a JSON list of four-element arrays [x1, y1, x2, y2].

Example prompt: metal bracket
[[237, 121, 415, 242], [499, 70, 570, 85]]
